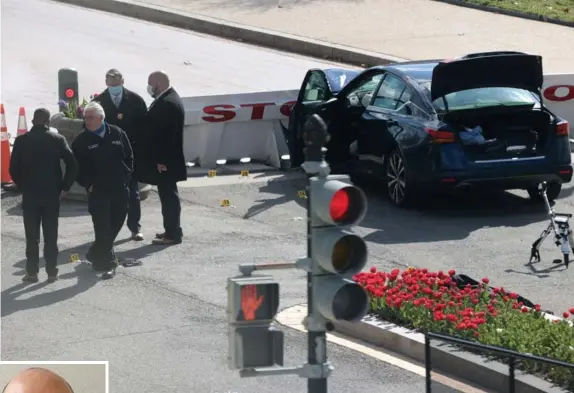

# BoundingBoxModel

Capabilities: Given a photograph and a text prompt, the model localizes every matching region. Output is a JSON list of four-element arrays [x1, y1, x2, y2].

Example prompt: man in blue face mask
[[93, 69, 148, 242]]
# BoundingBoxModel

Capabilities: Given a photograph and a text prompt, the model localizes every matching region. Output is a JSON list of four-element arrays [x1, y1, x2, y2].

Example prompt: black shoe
[[151, 237, 182, 245], [22, 274, 39, 283], [101, 269, 115, 280], [131, 232, 144, 241]]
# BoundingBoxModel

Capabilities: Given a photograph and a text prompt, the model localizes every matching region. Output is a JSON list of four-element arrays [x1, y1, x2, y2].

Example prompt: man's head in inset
[[2, 367, 74, 393]]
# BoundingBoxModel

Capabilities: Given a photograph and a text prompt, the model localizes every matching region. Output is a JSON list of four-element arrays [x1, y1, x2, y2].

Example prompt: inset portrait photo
[[0, 361, 108, 393]]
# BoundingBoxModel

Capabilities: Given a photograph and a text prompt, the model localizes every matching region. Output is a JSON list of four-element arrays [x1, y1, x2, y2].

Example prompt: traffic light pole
[[301, 114, 331, 393]]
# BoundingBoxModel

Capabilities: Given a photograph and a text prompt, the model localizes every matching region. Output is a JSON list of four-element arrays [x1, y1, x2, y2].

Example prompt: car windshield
[[429, 86, 539, 111]]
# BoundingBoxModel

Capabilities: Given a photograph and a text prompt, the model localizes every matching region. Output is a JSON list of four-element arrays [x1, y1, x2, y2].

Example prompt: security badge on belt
[[117, 113, 123, 120]]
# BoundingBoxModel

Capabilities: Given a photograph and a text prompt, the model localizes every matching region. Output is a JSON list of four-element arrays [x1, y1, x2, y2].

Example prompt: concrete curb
[[431, 0, 574, 28], [52, 0, 405, 68], [276, 304, 561, 393]]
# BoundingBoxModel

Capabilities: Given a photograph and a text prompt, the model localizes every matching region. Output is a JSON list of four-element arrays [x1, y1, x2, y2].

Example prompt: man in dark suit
[[72, 101, 133, 279], [9, 108, 78, 283], [93, 69, 147, 241], [138, 71, 187, 245]]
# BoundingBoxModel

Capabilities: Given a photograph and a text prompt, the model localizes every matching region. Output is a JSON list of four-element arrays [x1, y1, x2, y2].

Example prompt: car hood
[[430, 54, 543, 101]]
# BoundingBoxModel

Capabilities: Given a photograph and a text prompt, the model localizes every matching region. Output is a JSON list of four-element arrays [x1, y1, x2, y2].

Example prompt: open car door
[[286, 69, 333, 167]]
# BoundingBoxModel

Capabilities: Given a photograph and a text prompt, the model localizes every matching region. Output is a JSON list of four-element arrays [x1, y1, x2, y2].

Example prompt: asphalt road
[[0, 1, 467, 392]]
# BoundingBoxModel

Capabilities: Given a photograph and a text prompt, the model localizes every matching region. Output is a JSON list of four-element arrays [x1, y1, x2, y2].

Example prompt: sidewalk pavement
[[87, 0, 574, 73]]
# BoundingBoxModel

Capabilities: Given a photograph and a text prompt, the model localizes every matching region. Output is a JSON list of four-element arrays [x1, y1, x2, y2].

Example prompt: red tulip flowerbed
[[354, 267, 574, 391]]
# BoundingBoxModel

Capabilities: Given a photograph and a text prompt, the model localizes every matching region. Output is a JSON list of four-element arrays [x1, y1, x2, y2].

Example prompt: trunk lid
[[430, 53, 544, 102]]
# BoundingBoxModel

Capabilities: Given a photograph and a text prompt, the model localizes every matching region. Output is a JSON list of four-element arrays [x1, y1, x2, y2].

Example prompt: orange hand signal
[[241, 285, 264, 321]]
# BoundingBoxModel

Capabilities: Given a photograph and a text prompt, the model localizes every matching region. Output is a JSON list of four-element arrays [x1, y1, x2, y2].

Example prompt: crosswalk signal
[[58, 68, 79, 103], [309, 175, 369, 323], [227, 276, 284, 370]]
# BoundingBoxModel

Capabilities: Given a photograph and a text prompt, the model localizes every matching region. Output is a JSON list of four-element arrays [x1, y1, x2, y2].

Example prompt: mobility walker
[[529, 182, 573, 268]]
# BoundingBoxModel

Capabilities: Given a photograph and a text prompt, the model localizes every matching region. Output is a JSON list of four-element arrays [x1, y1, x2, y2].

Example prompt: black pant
[[87, 187, 129, 270], [22, 196, 60, 276], [126, 177, 141, 233], [157, 179, 182, 240]]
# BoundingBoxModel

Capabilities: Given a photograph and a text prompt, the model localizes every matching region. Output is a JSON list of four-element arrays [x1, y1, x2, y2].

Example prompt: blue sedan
[[286, 51, 573, 207]]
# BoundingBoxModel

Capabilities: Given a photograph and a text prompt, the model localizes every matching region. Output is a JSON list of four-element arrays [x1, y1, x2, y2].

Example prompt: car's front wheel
[[385, 148, 412, 207], [527, 182, 562, 203]]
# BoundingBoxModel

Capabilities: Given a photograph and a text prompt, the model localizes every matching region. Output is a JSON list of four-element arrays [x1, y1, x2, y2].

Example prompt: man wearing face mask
[[137, 71, 186, 245], [72, 101, 133, 279], [93, 69, 147, 242]]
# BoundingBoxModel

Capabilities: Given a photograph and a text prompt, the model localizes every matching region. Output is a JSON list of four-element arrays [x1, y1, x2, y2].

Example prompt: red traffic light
[[328, 186, 366, 225], [330, 189, 350, 221], [65, 88, 75, 98]]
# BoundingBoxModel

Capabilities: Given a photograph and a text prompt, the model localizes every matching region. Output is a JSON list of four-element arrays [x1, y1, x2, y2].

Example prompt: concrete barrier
[[180, 90, 297, 169]]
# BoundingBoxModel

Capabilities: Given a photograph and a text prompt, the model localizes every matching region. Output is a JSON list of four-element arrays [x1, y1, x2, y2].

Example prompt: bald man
[[137, 71, 187, 245], [3, 367, 74, 393]]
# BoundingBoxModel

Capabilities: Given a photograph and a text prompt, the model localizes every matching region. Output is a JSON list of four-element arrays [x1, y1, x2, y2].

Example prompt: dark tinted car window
[[372, 74, 406, 110], [303, 72, 329, 102]]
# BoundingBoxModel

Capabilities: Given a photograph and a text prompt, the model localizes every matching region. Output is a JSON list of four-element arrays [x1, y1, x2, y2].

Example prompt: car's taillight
[[556, 120, 569, 136], [425, 128, 455, 144]]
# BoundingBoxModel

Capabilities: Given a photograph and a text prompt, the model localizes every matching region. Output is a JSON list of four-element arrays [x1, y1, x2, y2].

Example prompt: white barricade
[[180, 74, 574, 170], [181, 90, 298, 169]]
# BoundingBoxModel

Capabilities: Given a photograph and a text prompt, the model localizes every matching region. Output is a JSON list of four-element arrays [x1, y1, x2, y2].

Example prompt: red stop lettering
[[240, 103, 275, 120], [280, 100, 296, 117], [202, 104, 236, 122], [544, 85, 574, 102]]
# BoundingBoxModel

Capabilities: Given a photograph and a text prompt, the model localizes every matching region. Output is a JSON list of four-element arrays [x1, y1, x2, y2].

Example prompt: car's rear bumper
[[421, 165, 573, 191]]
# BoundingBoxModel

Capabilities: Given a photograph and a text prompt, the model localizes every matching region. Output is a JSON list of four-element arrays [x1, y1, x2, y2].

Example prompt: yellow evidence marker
[[208, 170, 216, 177], [297, 190, 307, 199], [240, 170, 249, 177], [220, 199, 231, 207], [69, 253, 80, 263]]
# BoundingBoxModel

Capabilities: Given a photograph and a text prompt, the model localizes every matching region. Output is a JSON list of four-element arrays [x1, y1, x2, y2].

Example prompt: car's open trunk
[[443, 109, 551, 161]]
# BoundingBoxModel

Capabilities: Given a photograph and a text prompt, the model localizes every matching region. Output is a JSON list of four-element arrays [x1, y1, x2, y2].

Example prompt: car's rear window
[[430, 87, 539, 111]]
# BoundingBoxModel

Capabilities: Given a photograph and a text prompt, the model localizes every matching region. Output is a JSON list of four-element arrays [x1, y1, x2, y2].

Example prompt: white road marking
[[276, 305, 491, 393]]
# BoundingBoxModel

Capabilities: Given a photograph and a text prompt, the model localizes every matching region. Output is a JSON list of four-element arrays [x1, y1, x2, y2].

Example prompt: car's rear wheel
[[385, 148, 412, 207], [527, 182, 562, 203]]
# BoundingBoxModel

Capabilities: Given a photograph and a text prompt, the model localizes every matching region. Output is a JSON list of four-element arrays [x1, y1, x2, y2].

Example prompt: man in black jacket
[[139, 71, 187, 245], [93, 69, 147, 241], [9, 108, 78, 283], [72, 101, 133, 279]]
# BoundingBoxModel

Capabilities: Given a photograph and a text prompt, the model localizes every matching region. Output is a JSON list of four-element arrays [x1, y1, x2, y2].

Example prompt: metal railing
[[424, 331, 574, 393]]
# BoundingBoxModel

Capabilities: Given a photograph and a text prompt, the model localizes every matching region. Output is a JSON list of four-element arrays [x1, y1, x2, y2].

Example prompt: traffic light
[[58, 68, 79, 103], [227, 275, 284, 370], [309, 175, 369, 323]]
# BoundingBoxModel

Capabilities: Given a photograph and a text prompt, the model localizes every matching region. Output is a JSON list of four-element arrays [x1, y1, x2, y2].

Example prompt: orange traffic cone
[[1, 104, 13, 184], [16, 107, 28, 136]]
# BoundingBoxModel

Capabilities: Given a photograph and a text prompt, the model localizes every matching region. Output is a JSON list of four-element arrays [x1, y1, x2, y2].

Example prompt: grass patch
[[453, 0, 574, 23]]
